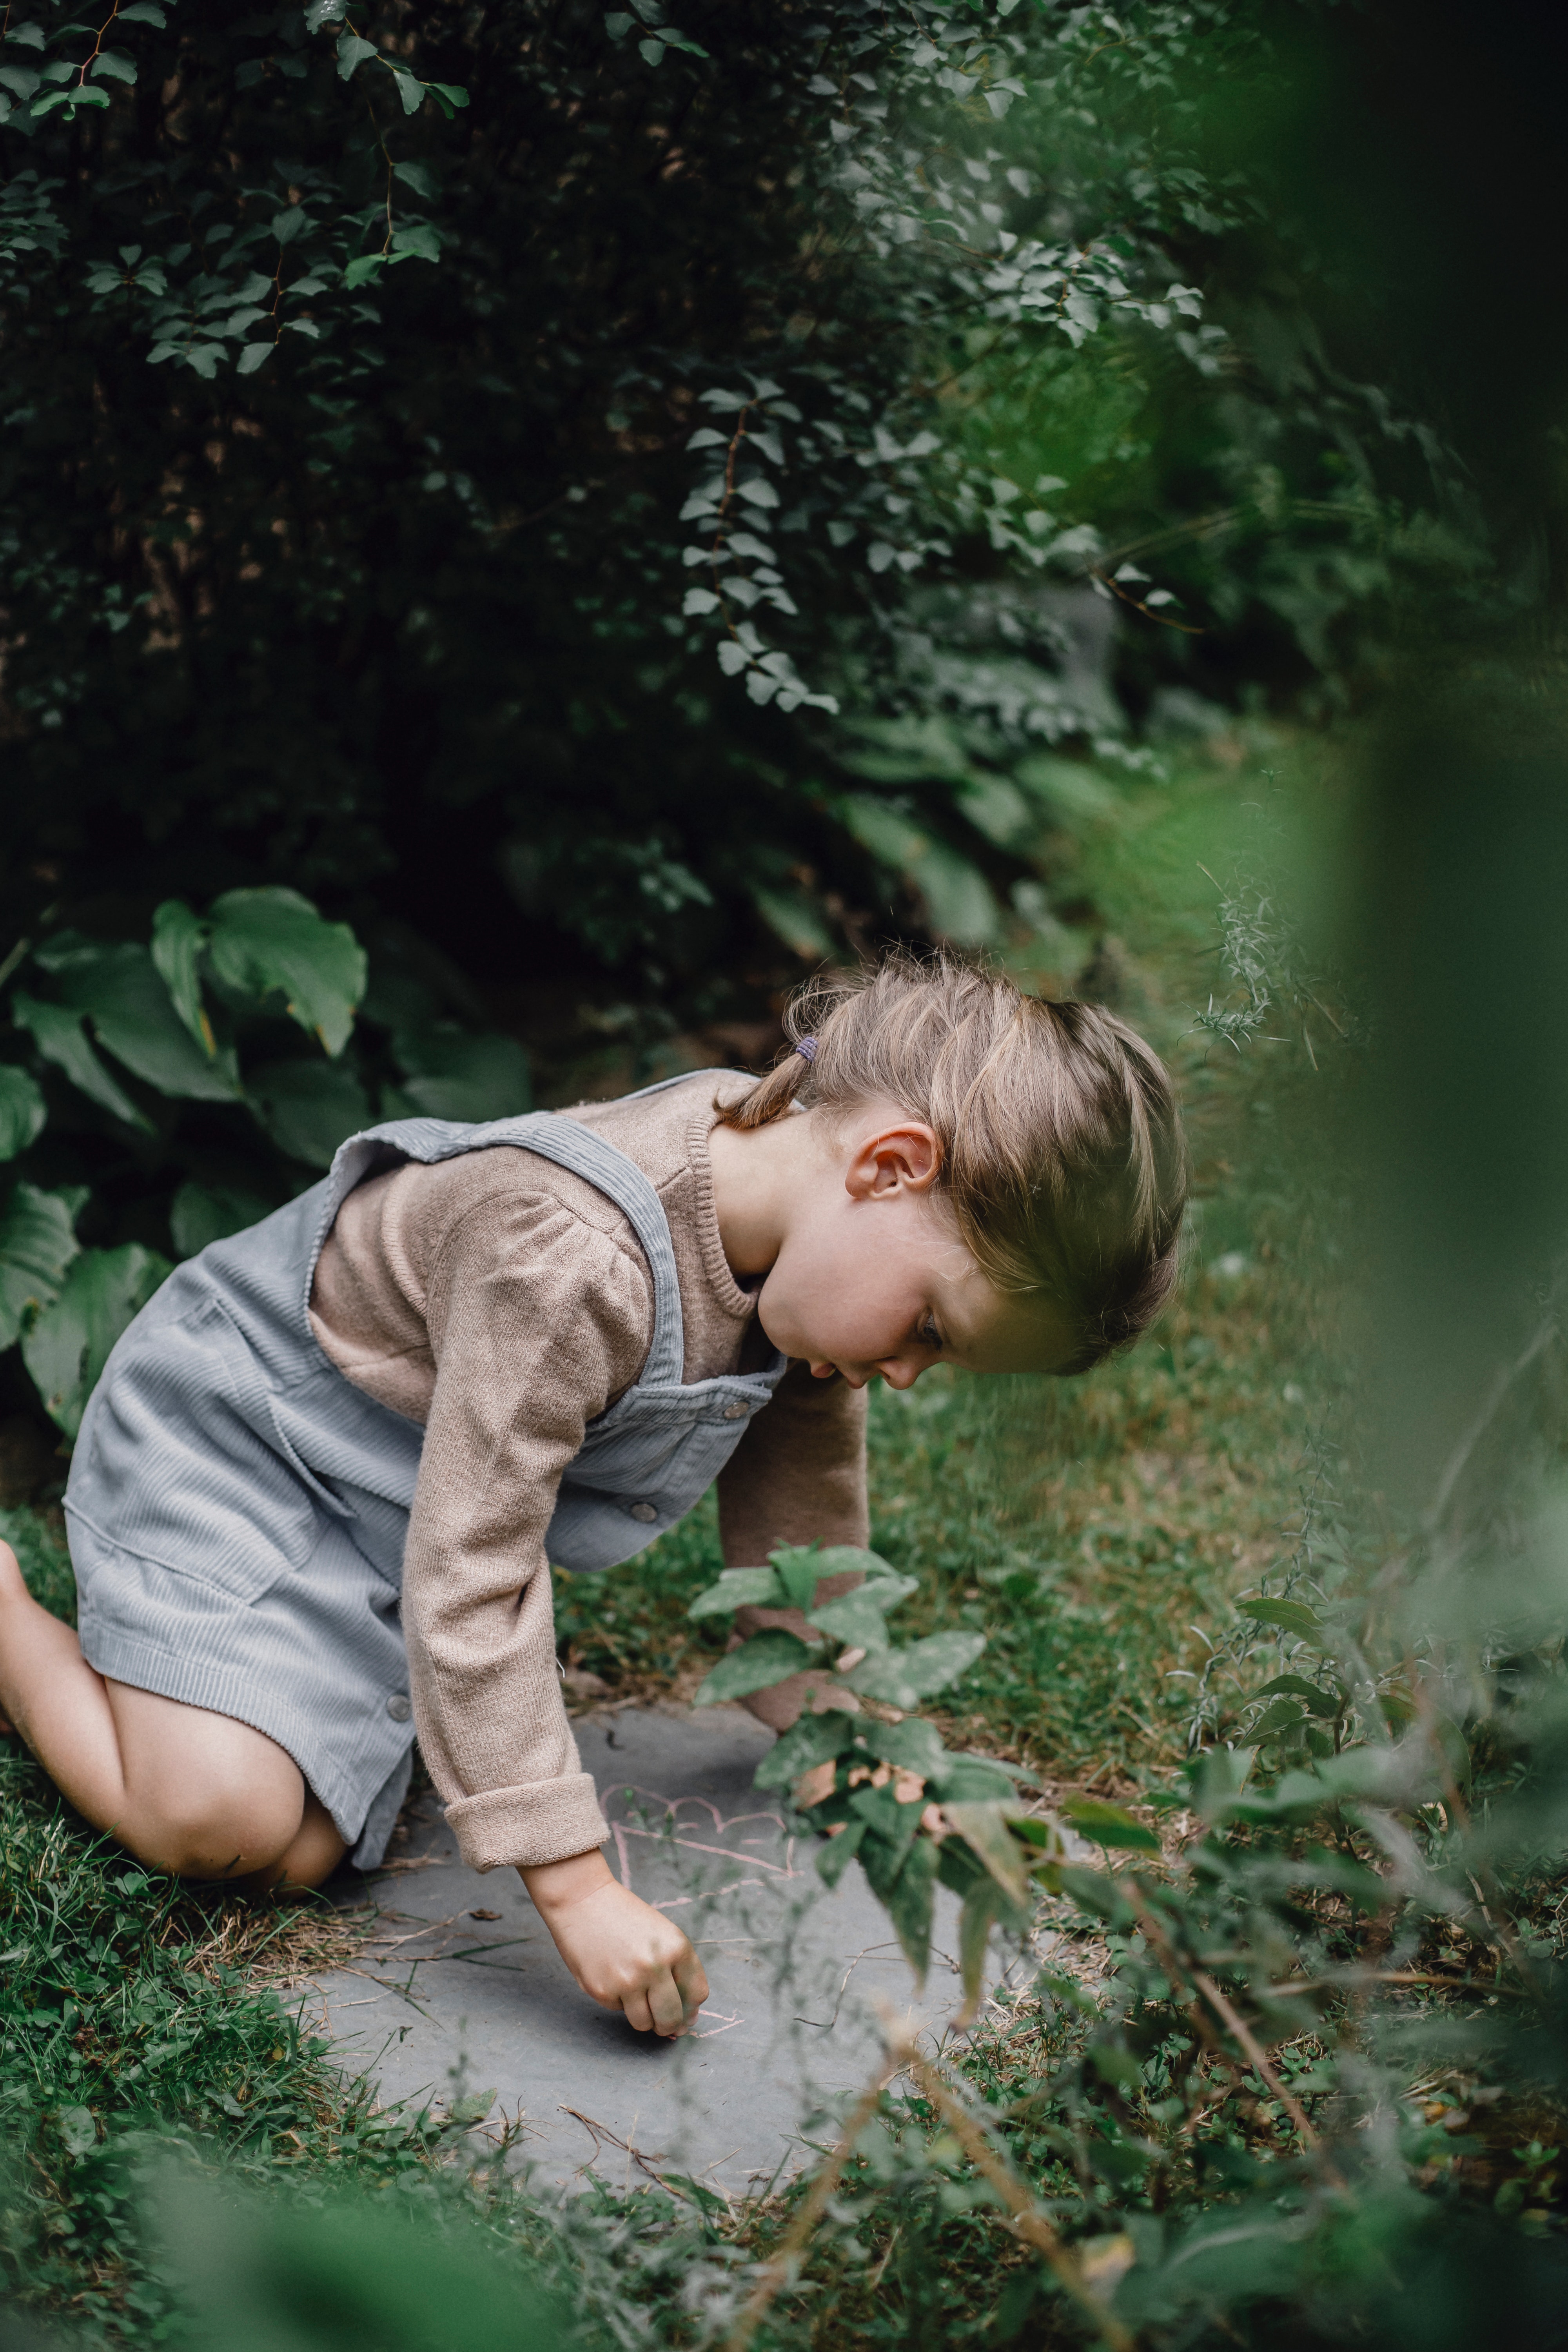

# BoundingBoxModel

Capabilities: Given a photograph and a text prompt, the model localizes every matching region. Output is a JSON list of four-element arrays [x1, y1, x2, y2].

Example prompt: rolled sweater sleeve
[[402, 1185, 653, 1873]]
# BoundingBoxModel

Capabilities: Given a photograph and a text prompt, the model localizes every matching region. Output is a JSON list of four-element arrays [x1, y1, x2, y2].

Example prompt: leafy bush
[[0, 0, 1470, 1025], [0, 888, 527, 1435]]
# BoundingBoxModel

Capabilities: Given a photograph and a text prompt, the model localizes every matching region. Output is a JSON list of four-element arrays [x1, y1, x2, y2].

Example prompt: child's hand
[[520, 1849, 708, 2036]]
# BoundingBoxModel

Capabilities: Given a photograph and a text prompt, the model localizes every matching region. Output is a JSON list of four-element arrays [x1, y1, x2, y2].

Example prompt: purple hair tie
[[793, 1036, 817, 1063]]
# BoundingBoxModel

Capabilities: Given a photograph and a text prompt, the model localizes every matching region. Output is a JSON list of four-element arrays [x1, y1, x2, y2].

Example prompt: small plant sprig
[[693, 1543, 1162, 2003]]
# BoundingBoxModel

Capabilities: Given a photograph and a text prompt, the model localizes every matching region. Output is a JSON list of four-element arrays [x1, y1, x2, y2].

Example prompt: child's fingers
[[628, 1967, 688, 2038], [674, 1944, 709, 2020]]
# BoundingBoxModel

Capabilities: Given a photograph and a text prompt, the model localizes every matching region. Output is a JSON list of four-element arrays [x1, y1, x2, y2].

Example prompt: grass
[[0, 733, 1363, 2344]]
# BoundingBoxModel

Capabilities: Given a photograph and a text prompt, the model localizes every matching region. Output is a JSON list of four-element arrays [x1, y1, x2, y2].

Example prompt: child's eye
[[918, 1316, 942, 1350]]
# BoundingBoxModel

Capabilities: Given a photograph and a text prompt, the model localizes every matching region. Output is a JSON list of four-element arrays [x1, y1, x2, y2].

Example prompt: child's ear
[[844, 1123, 942, 1200]]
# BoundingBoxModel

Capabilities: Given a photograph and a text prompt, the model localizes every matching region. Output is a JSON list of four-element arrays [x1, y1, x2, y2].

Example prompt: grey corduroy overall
[[64, 1081, 787, 1866]]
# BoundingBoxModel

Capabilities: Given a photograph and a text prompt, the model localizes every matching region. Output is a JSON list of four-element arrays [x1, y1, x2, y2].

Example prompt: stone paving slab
[[307, 1704, 1034, 2199]]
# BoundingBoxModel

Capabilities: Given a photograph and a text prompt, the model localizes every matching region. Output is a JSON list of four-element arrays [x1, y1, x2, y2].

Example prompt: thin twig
[[903, 2054, 1136, 2352], [721, 2058, 897, 2352]]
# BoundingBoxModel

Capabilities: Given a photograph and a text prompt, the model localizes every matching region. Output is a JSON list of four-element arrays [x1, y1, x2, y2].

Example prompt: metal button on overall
[[722, 1402, 748, 1419], [386, 1693, 412, 1722], [628, 1501, 657, 1523]]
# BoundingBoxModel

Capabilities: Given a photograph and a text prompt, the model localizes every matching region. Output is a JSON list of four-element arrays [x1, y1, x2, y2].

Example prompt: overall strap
[[310, 1091, 748, 1393], [494, 1114, 686, 1389]]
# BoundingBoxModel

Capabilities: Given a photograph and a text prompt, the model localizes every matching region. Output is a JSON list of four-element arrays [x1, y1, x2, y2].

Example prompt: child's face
[[751, 1111, 1074, 1388]]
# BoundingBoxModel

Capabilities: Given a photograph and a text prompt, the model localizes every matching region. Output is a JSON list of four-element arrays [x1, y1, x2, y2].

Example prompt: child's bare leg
[[0, 1543, 345, 1888]]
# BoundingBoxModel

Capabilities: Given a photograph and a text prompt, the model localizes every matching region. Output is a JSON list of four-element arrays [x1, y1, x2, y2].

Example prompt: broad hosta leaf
[[169, 1182, 274, 1260], [0, 1065, 46, 1161], [693, 1627, 811, 1704], [247, 1060, 370, 1169], [52, 944, 240, 1102], [151, 900, 212, 1053], [209, 888, 367, 1056], [688, 1565, 786, 1619], [0, 1183, 82, 1349], [24, 1242, 170, 1437], [843, 1630, 986, 1710], [12, 994, 151, 1130], [384, 1028, 532, 1123]]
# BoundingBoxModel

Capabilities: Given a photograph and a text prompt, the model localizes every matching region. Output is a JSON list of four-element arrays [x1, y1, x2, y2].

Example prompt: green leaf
[[388, 67, 424, 115], [752, 1707, 857, 1791], [208, 887, 366, 1055], [4, 22, 45, 47], [392, 160, 437, 201], [11, 994, 151, 1130], [0, 1183, 81, 1349], [236, 343, 271, 374], [860, 1717, 948, 1779], [958, 1877, 1012, 2011], [424, 80, 468, 108], [343, 255, 386, 290], [850, 1784, 924, 1876], [24, 1243, 170, 1437], [246, 1060, 370, 1169], [390, 219, 440, 260], [1254, 1673, 1342, 1719], [90, 49, 136, 81], [151, 899, 211, 1052], [882, 1834, 936, 1981], [1060, 1796, 1161, 1852], [118, 2, 168, 22], [169, 1182, 272, 1260], [0, 1066, 46, 1161], [693, 1628, 812, 1704], [768, 1542, 829, 1612], [844, 1630, 986, 1710], [935, 1755, 1024, 1805], [809, 1580, 917, 1654], [53, 945, 240, 1102], [1239, 1597, 1325, 1639], [943, 1801, 1033, 1909], [336, 29, 376, 78], [815, 1819, 865, 1887], [687, 1566, 785, 1619], [385, 1028, 531, 1122], [657, 2173, 728, 2217], [818, 1544, 903, 1584]]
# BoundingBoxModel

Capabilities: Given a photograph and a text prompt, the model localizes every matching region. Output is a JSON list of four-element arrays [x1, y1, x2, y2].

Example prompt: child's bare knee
[[125, 1779, 303, 1880]]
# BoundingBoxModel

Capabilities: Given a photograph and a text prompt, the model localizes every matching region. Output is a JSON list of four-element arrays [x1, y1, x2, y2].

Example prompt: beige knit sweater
[[308, 1078, 868, 1871]]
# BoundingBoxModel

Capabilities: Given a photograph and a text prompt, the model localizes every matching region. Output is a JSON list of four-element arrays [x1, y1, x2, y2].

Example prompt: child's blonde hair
[[716, 952, 1187, 1371]]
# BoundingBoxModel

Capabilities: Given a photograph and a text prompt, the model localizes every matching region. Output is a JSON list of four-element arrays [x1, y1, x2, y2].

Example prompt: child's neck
[[707, 1109, 818, 1281]]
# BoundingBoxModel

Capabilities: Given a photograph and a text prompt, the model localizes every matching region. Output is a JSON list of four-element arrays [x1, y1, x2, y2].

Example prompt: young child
[[0, 955, 1185, 2039]]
